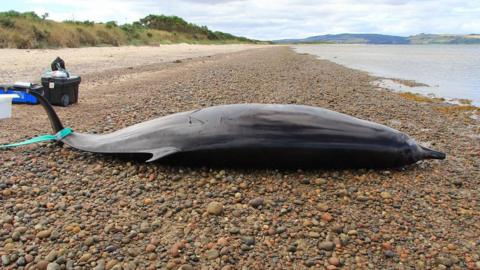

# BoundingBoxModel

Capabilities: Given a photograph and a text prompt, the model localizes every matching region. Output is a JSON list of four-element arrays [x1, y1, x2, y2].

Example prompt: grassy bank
[[0, 11, 260, 48]]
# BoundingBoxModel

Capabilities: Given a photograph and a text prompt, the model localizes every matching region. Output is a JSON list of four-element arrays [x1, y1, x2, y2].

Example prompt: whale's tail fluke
[[420, 146, 446, 160], [29, 90, 64, 133]]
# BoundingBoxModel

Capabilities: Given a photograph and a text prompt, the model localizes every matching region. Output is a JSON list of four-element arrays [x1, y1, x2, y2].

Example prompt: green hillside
[[409, 33, 480, 44], [0, 11, 259, 49]]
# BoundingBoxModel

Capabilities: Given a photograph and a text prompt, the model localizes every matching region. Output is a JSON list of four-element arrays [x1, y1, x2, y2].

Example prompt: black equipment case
[[41, 76, 81, 107]]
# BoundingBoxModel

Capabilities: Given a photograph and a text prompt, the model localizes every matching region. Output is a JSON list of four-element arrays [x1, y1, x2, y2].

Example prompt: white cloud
[[20, 0, 480, 39]]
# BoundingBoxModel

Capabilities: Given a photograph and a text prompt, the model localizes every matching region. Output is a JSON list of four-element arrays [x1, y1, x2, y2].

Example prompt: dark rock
[[243, 236, 255, 246], [16, 256, 26, 266], [249, 197, 264, 208], [384, 250, 396, 258], [106, 245, 117, 252]]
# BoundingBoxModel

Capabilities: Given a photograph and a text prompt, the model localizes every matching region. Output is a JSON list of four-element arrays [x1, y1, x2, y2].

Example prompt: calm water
[[294, 44, 480, 105]]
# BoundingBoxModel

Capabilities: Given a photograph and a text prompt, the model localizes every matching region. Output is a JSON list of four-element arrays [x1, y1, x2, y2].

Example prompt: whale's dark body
[[31, 92, 445, 168]]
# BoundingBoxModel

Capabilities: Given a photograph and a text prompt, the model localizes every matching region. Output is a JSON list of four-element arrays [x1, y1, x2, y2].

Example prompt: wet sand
[[0, 46, 479, 269]]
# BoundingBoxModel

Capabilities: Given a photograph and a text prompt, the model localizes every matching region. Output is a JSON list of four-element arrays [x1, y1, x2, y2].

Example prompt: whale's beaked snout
[[405, 137, 446, 161], [419, 145, 446, 160]]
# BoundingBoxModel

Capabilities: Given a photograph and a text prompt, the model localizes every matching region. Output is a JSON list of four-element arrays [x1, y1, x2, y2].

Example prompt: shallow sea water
[[294, 44, 480, 105]]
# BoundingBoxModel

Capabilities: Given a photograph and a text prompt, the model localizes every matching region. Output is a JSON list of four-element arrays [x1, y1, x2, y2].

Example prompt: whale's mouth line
[[420, 146, 446, 160]]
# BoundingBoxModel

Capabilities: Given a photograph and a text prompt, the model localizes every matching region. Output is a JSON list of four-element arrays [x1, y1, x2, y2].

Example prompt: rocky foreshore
[[1, 46, 479, 269]]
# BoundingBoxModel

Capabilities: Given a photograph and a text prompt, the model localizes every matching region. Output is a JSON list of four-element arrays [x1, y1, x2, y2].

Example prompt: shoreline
[[292, 44, 480, 106], [294, 46, 479, 109], [375, 78, 479, 108], [0, 46, 478, 269]]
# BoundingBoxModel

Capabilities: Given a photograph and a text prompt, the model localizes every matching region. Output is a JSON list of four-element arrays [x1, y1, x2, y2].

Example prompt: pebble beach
[[0, 46, 479, 269]]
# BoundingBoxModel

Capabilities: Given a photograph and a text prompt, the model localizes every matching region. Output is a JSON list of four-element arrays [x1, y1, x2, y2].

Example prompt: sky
[[3, 0, 480, 40]]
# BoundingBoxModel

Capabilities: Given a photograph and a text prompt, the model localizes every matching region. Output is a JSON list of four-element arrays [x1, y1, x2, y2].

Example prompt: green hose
[[0, 128, 73, 149]]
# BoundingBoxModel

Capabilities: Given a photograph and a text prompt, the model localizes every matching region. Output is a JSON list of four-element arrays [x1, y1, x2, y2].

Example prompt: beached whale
[[29, 91, 445, 168]]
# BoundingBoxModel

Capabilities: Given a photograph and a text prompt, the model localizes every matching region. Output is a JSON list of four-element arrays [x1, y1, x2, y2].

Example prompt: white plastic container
[[0, 94, 19, 119]]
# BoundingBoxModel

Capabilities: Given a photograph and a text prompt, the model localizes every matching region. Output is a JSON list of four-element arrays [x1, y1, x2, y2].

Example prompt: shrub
[[96, 29, 120, 46], [139, 15, 210, 35], [22, 12, 41, 20], [0, 11, 41, 20], [0, 10, 22, 18], [32, 25, 49, 42], [11, 32, 32, 48], [105, 21, 118, 28], [76, 27, 97, 46], [0, 17, 14, 28], [120, 23, 143, 39], [63, 20, 95, 26]]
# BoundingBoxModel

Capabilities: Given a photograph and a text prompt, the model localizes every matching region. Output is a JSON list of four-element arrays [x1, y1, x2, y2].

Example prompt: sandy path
[[0, 47, 478, 269], [0, 44, 269, 82]]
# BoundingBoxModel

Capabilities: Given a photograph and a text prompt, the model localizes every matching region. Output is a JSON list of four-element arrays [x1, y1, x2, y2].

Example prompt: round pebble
[[206, 201, 224, 215]]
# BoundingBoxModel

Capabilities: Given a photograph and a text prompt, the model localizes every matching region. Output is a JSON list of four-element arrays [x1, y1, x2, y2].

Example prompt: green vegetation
[[138, 15, 250, 42], [409, 33, 480, 44], [0, 11, 259, 49]]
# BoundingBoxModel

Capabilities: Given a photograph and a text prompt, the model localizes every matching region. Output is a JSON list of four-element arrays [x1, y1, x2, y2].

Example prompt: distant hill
[[409, 33, 480, 44], [274, 33, 480, 44], [275, 34, 408, 44], [0, 11, 259, 49]]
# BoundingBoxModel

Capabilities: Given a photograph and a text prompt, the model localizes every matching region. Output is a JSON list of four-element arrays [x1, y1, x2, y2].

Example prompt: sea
[[294, 44, 480, 106]]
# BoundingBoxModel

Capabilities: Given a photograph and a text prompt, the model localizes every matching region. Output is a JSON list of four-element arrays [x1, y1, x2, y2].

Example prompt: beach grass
[[0, 11, 261, 49]]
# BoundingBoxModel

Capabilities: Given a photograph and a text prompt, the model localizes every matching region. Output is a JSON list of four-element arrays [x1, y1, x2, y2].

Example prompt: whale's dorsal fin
[[146, 147, 181, 163]]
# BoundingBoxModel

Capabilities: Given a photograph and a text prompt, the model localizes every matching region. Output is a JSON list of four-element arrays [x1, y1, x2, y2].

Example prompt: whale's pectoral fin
[[146, 147, 181, 163]]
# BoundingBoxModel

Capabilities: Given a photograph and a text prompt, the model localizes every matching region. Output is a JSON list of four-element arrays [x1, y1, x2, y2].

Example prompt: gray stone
[[178, 264, 193, 270], [243, 236, 255, 246], [16, 256, 26, 266], [384, 250, 396, 258], [205, 249, 219, 260], [47, 262, 61, 270], [12, 231, 21, 241], [45, 250, 57, 262], [84, 236, 95, 246], [66, 259, 74, 270], [2, 255, 10, 266], [206, 202, 224, 215], [436, 256, 453, 267], [55, 255, 66, 264], [105, 245, 117, 252], [139, 222, 151, 233], [94, 259, 106, 270], [318, 241, 335, 251]]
